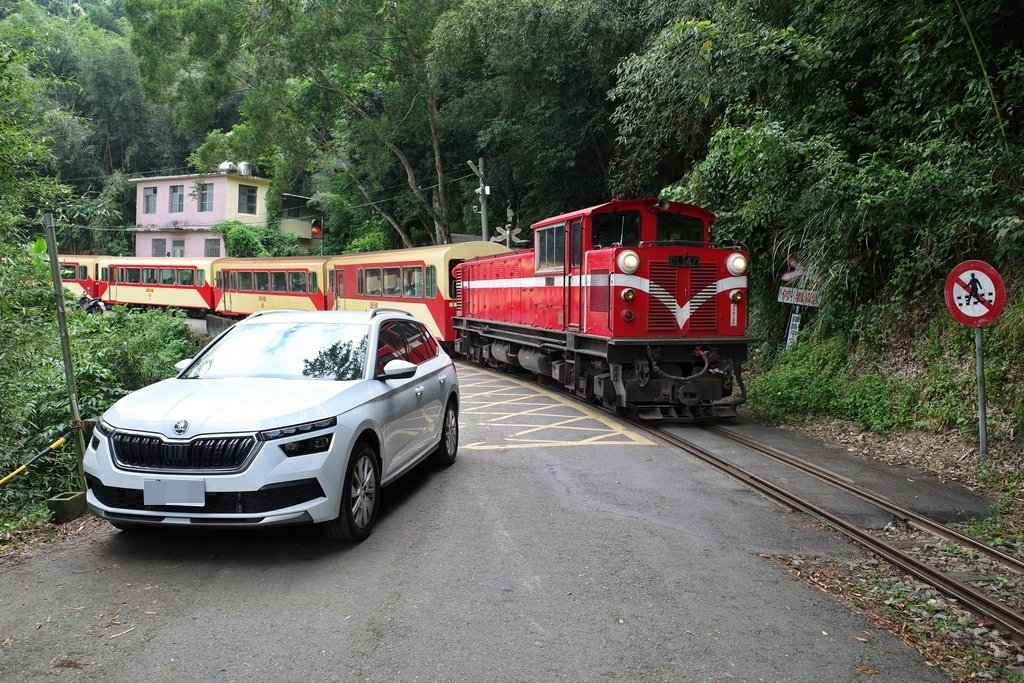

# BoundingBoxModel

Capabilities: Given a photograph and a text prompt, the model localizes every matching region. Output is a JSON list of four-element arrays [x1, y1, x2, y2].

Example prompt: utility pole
[[42, 213, 86, 489], [466, 158, 490, 241]]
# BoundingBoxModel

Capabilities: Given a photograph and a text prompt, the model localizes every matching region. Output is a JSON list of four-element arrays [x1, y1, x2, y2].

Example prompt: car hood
[[102, 377, 366, 437]]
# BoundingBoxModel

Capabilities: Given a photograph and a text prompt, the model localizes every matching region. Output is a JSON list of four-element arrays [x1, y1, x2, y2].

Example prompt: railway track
[[630, 421, 1024, 642]]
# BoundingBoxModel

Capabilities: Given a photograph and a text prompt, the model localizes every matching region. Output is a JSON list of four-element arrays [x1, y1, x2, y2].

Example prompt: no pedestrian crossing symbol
[[944, 260, 1005, 328]]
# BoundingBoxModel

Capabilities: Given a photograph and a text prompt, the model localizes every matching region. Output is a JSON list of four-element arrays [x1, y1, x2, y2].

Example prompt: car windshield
[[181, 321, 369, 381]]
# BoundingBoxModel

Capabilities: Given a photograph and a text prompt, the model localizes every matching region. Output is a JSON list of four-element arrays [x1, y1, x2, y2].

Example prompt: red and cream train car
[[326, 242, 510, 341], [453, 199, 750, 420], [58, 255, 105, 299], [97, 257, 217, 314], [212, 256, 328, 316]]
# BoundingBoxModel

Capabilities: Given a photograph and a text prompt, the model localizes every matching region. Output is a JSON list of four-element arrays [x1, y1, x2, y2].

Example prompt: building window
[[199, 183, 213, 212], [169, 185, 184, 213], [143, 187, 157, 214], [151, 238, 166, 257], [238, 184, 257, 215], [204, 238, 220, 257], [171, 239, 185, 257]]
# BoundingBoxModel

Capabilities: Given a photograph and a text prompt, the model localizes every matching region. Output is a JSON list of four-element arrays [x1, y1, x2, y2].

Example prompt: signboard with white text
[[777, 287, 822, 308]]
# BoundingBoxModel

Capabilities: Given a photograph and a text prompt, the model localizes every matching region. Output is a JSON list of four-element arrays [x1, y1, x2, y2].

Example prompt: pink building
[[129, 169, 272, 257]]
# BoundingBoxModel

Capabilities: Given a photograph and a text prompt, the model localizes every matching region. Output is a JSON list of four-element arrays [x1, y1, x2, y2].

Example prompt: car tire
[[321, 442, 380, 543], [430, 399, 458, 468]]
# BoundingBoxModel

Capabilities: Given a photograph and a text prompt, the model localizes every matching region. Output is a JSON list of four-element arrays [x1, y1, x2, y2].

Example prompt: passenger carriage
[[58, 255, 104, 299], [325, 242, 510, 342], [98, 257, 217, 313], [211, 256, 329, 316]]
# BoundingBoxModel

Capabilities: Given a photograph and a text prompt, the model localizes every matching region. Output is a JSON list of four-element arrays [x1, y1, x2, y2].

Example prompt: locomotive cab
[[454, 199, 751, 421]]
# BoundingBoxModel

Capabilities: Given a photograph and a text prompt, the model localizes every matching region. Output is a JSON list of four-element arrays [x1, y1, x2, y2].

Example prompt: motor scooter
[[78, 294, 106, 314]]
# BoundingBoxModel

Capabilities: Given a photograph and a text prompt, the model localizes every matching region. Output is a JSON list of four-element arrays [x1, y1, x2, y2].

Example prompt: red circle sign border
[[944, 260, 1005, 327]]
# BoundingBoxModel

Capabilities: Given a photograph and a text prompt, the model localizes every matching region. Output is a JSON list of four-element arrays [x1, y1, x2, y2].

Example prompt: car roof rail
[[244, 309, 304, 319], [369, 308, 413, 319]]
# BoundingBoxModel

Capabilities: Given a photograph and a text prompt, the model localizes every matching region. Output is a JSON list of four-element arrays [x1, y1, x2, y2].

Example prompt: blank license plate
[[143, 478, 206, 506]]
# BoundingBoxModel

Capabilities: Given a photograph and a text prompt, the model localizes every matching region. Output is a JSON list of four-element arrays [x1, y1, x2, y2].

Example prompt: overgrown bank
[[0, 241, 199, 540]]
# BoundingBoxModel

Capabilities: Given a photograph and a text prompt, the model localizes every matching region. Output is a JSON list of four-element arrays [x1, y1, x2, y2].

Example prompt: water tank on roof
[[237, 161, 252, 176], [218, 161, 236, 174]]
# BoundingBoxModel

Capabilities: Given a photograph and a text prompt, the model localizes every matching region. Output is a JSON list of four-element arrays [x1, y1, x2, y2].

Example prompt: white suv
[[84, 309, 459, 542]]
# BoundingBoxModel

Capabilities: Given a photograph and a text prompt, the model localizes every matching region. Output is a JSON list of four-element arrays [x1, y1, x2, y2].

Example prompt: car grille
[[110, 432, 256, 471], [86, 475, 326, 514]]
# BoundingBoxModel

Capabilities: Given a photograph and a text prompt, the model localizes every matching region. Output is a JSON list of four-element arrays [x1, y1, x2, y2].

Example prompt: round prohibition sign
[[944, 260, 1005, 327]]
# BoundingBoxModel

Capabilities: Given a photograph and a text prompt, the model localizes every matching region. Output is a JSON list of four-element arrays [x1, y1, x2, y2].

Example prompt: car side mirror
[[379, 359, 417, 380], [174, 358, 193, 373]]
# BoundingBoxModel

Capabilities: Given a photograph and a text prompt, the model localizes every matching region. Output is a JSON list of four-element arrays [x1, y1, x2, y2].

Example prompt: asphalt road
[[0, 369, 945, 682]]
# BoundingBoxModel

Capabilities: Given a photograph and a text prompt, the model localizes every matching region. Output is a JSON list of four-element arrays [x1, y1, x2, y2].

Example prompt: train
[[60, 198, 751, 420]]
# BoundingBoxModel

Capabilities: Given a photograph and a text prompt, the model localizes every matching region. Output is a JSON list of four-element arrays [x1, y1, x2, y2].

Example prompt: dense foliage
[[0, 240, 198, 531]]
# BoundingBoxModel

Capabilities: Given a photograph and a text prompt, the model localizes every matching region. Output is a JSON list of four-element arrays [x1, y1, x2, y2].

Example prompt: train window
[[570, 220, 583, 268], [383, 267, 401, 296], [101, 267, 109, 283], [402, 266, 422, 297], [143, 268, 158, 285], [536, 224, 565, 272], [309, 272, 318, 294], [125, 268, 141, 284], [253, 271, 268, 291], [197, 269, 205, 285], [79, 265, 88, 280], [592, 211, 641, 248], [359, 268, 382, 296], [271, 272, 287, 292], [238, 272, 254, 291], [178, 269, 194, 286], [216, 273, 223, 289], [425, 266, 437, 298], [60, 264, 75, 280], [228, 272, 237, 290], [160, 268, 176, 286], [289, 271, 307, 294], [334, 271, 344, 297], [656, 213, 704, 244]]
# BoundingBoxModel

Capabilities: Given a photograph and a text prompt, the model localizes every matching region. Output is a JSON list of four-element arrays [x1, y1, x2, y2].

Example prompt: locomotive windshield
[[592, 211, 641, 247], [656, 213, 705, 244]]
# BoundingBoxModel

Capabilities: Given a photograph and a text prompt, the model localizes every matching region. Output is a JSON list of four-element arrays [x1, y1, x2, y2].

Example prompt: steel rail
[[637, 423, 1024, 640], [702, 425, 1024, 576]]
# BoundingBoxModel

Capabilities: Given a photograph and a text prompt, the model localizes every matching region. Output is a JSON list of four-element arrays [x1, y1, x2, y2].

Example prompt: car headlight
[[258, 417, 337, 441], [726, 252, 749, 276], [281, 434, 333, 457], [617, 250, 640, 274]]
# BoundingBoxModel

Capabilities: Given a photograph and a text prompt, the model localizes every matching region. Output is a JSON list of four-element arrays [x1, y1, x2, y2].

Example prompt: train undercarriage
[[453, 318, 747, 421]]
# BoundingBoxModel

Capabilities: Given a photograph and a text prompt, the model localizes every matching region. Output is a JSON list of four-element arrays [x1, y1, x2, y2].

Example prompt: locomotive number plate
[[668, 255, 700, 267]]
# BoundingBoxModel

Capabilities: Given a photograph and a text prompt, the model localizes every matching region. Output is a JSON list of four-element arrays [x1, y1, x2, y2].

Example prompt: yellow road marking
[[456, 364, 654, 449]]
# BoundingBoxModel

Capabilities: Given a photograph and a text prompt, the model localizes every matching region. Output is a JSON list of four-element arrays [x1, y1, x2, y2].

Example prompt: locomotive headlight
[[621, 288, 636, 302], [617, 250, 640, 274], [730, 290, 744, 302], [726, 253, 749, 276]]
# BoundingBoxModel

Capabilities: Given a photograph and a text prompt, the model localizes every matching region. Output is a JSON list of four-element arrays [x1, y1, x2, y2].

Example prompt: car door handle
[[438, 376, 446, 385], [415, 385, 424, 396]]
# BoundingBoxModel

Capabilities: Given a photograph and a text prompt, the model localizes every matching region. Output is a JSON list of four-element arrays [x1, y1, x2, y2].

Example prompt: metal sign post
[[43, 213, 87, 487], [944, 260, 1006, 460]]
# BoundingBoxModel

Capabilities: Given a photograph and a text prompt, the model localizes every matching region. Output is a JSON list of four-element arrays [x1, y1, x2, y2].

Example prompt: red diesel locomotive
[[453, 199, 750, 420]]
